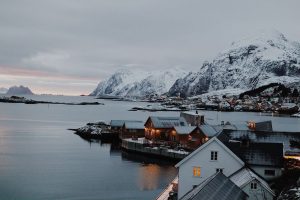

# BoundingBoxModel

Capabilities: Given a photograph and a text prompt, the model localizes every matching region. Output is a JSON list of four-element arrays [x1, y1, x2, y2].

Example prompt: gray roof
[[199, 125, 218, 137], [110, 120, 142, 127], [174, 126, 197, 135], [180, 172, 248, 200], [229, 168, 275, 196], [124, 121, 145, 129], [219, 129, 300, 156], [224, 141, 284, 167], [148, 116, 188, 128], [223, 122, 249, 131]]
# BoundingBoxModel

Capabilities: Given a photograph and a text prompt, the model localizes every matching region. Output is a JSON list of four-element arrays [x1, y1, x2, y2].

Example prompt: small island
[[0, 95, 104, 106]]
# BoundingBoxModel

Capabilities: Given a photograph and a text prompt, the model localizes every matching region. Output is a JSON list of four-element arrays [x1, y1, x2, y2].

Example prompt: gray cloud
[[0, 0, 300, 94]]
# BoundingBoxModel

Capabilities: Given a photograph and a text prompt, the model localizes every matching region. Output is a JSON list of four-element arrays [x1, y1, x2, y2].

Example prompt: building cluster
[[146, 94, 300, 115], [109, 111, 300, 200]]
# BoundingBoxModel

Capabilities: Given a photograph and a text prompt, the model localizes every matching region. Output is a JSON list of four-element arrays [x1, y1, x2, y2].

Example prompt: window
[[264, 170, 275, 176], [211, 151, 218, 161], [250, 182, 257, 189], [216, 168, 223, 173], [193, 167, 201, 177]]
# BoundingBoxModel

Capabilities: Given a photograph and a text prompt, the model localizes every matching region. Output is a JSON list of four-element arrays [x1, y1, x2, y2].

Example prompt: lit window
[[211, 151, 218, 160], [251, 182, 257, 189], [193, 167, 201, 177], [264, 170, 275, 176], [216, 168, 223, 173]]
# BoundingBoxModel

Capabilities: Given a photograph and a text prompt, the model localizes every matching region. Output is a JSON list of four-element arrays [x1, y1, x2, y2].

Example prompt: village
[[129, 90, 300, 117], [73, 111, 300, 200]]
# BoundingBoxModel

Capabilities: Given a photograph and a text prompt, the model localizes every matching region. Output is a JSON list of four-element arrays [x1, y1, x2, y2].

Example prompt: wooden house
[[170, 126, 211, 150], [144, 116, 188, 141], [120, 121, 145, 139], [110, 120, 142, 132]]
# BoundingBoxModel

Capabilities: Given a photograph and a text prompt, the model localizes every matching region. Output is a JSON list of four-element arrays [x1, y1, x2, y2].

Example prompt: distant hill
[[6, 85, 34, 95], [0, 87, 8, 94]]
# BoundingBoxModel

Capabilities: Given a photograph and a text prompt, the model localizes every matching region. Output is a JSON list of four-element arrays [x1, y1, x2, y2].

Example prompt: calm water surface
[[0, 95, 299, 200]]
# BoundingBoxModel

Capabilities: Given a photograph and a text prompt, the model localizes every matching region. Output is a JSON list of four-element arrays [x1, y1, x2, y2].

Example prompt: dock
[[121, 138, 189, 161]]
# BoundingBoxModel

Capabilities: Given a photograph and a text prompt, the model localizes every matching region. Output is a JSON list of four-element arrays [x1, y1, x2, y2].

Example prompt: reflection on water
[[138, 164, 161, 191]]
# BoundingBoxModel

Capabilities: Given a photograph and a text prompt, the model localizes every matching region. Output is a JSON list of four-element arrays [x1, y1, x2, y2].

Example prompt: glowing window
[[193, 167, 201, 177]]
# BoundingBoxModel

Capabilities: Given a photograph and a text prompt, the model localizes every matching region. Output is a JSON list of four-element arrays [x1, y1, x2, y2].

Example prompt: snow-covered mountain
[[90, 68, 187, 97], [169, 31, 300, 97], [6, 85, 34, 95]]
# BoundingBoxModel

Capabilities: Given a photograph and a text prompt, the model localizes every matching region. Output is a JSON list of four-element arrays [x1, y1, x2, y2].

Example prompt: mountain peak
[[90, 68, 187, 97], [6, 85, 34, 95], [169, 32, 300, 97]]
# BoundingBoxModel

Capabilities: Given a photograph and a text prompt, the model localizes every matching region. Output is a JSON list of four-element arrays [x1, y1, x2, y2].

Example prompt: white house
[[175, 137, 245, 198], [230, 168, 275, 200], [175, 137, 278, 200]]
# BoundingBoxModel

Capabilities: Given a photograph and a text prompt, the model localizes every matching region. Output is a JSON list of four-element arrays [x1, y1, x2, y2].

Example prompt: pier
[[121, 138, 189, 161]]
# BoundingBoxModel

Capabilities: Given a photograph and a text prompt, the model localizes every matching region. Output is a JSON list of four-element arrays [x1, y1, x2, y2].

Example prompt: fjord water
[[0, 95, 299, 200]]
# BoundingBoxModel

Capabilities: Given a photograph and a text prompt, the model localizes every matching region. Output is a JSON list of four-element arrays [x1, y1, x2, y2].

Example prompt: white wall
[[178, 140, 244, 198], [251, 166, 282, 181], [242, 181, 274, 200]]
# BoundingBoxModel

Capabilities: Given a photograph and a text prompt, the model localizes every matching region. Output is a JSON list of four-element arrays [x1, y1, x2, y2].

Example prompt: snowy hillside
[[169, 31, 300, 97], [90, 68, 187, 97]]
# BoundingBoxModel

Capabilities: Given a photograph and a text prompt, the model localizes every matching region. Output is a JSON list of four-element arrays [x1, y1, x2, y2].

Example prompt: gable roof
[[145, 116, 188, 128], [124, 121, 144, 129], [229, 168, 275, 196], [180, 172, 248, 200], [110, 120, 142, 127], [199, 125, 218, 137], [218, 129, 300, 156], [175, 137, 244, 168], [224, 141, 284, 167], [174, 126, 197, 135]]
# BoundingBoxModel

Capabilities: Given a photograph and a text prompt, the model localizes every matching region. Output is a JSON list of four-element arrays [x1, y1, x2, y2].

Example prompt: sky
[[1, 0, 300, 95]]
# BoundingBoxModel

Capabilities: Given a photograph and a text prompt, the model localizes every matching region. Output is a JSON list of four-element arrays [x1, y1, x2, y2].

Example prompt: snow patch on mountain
[[91, 68, 187, 97]]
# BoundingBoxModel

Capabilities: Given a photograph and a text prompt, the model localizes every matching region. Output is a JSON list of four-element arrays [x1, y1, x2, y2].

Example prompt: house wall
[[121, 129, 145, 139], [251, 166, 282, 181], [178, 140, 244, 198], [242, 181, 274, 200]]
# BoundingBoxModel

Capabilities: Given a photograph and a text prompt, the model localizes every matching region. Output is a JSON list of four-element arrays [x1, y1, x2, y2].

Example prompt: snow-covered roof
[[173, 126, 197, 135], [147, 116, 188, 128], [124, 121, 144, 129], [199, 125, 218, 137], [180, 172, 248, 200], [230, 168, 275, 196], [110, 120, 142, 127]]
